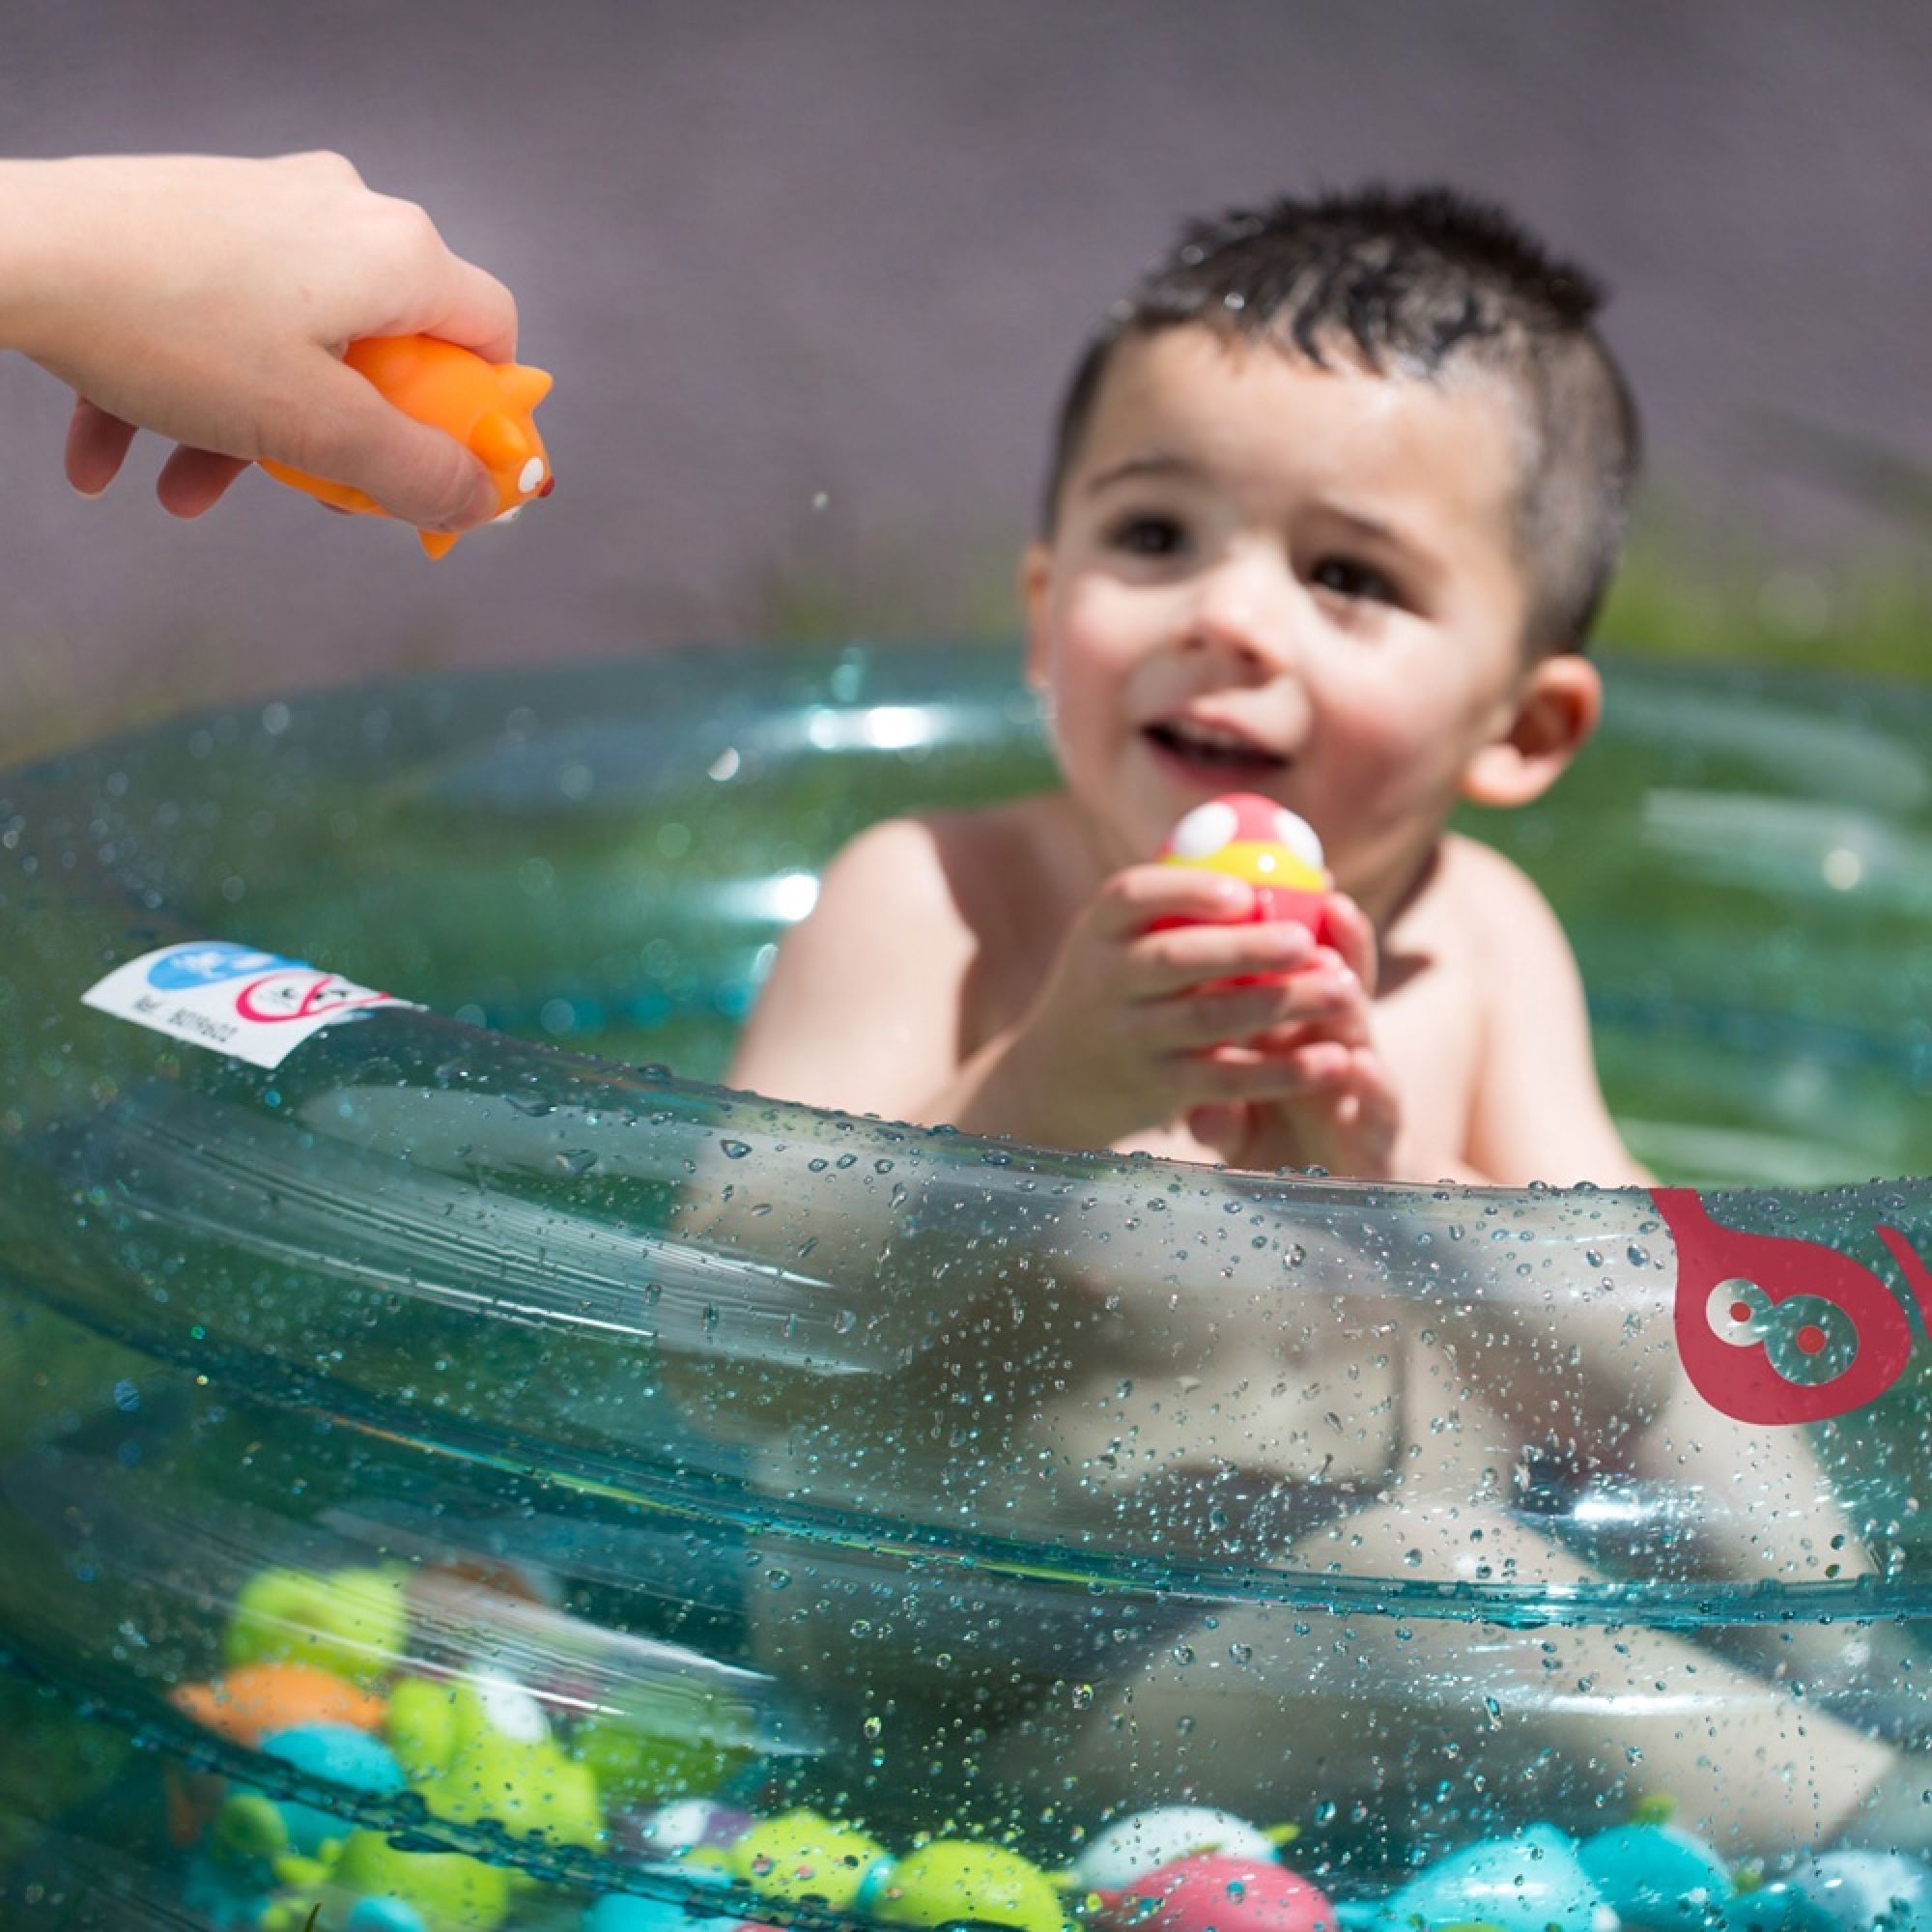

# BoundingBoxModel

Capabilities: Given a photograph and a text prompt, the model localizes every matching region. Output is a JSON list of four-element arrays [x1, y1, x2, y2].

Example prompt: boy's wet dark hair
[[1042, 186, 1641, 653]]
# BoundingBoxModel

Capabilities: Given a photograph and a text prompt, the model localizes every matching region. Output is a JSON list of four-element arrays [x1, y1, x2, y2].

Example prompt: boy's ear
[[1020, 542, 1053, 692], [1461, 652, 1602, 808]]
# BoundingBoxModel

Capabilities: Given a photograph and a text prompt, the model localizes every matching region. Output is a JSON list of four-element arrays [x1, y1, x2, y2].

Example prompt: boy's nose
[[1180, 555, 1298, 673]]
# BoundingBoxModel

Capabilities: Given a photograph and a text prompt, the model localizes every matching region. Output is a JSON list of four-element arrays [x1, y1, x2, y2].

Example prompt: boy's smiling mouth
[[1143, 716, 1289, 782]]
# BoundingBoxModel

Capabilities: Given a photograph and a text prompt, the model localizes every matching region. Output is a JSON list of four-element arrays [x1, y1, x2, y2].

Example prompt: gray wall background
[[2, 0, 1928, 753]]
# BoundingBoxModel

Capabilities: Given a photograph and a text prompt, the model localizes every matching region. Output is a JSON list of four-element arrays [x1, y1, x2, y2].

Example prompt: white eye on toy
[[1168, 800, 1240, 859], [518, 456, 547, 496], [475, 1673, 550, 1743], [1073, 1804, 1277, 1889], [1271, 807, 1324, 873]]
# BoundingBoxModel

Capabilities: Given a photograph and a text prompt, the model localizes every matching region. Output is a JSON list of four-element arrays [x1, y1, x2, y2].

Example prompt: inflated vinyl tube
[[3, 646, 1931, 1927]]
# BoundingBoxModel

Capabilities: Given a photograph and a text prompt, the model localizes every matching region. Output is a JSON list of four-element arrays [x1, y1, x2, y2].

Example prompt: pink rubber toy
[[1094, 1856, 1336, 1932], [1157, 793, 1335, 948]]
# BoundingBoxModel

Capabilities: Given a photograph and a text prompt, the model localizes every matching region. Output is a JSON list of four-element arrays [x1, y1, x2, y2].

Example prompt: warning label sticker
[[81, 941, 418, 1069]]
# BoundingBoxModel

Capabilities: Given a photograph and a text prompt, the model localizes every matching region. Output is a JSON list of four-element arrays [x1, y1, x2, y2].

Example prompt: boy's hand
[[1, 153, 516, 532], [1185, 893, 1403, 1179], [980, 866, 1376, 1152]]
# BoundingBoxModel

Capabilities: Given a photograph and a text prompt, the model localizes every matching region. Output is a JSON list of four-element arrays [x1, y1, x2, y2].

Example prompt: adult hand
[[0, 152, 518, 531]]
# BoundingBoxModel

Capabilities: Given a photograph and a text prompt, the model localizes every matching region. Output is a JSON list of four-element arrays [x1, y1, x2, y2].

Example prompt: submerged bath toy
[[9, 648, 1932, 1923], [207, 1719, 410, 1911], [726, 1808, 890, 1910], [1382, 1827, 1612, 1932], [872, 1841, 1067, 1932], [260, 334, 554, 558], [1577, 1814, 1733, 1926], [629, 1797, 754, 1858], [1157, 793, 1336, 949], [172, 1662, 388, 1747], [575, 1695, 756, 1809], [584, 1863, 745, 1932], [1072, 1807, 1282, 1889], [385, 1675, 603, 1851], [331, 1828, 513, 1930], [238, 1720, 407, 1859], [226, 1565, 411, 1688], [1093, 1854, 1334, 1932], [1776, 1849, 1932, 1931]]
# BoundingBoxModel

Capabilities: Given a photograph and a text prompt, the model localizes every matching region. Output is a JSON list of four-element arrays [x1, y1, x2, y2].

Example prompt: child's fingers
[[1246, 956, 1374, 1049], [1181, 1037, 1359, 1103], [63, 398, 136, 497], [1129, 918, 1318, 996], [1183, 1100, 1251, 1164], [1088, 863, 1254, 941], [1137, 982, 1312, 1053], [1322, 893, 1378, 994], [1336, 1049, 1401, 1144], [1136, 960, 1358, 1051]]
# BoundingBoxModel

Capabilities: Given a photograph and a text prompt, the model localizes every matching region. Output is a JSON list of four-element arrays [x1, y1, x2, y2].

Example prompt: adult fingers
[[156, 446, 252, 519], [285, 355, 498, 531], [64, 400, 137, 497], [422, 255, 520, 366]]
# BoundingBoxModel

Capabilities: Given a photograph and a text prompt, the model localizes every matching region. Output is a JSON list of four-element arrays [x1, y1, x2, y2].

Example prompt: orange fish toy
[[261, 334, 554, 557]]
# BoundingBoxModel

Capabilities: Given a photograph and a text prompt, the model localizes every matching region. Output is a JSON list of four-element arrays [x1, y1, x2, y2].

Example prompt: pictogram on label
[[80, 940, 417, 1069], [1655, 1186, 1932, 1423]]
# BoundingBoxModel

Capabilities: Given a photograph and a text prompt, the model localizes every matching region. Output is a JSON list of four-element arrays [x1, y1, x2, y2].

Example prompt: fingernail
[[461, 474, 500, 526], [69, 481, 105, 501]]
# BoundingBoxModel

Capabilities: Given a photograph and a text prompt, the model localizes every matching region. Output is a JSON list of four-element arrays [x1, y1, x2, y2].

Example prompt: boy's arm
[[1462, 840, 1650, 1188], [727, 815, 979, 1121], [1399, 843, 1657, 1441]]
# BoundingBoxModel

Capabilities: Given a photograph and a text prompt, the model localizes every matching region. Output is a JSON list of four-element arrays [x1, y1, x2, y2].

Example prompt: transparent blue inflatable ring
[[4, 644, 1932, 1930]]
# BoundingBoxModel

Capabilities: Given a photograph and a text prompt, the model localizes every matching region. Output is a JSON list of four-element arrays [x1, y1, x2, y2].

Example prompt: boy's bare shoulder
[[1431, 830, 1573, 957], [1378, 831, 1553, 968], [822, 795, 1065, 932]]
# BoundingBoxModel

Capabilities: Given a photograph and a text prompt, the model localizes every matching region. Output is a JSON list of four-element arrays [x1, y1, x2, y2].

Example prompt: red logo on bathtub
[[1654, 1188, 1932, 1423]]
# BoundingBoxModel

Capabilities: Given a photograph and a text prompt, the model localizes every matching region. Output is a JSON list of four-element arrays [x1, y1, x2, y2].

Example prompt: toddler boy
[[731, 186, 1641, 1188], [709, 189, 1921, 1860]]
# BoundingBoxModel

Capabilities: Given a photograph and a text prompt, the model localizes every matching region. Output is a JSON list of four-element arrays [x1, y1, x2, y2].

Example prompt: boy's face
[[1025, 326, 1596, 906]]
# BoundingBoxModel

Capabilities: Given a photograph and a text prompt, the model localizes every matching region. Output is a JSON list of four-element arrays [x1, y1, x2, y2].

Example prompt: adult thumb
[[292, 356, 499, 532]]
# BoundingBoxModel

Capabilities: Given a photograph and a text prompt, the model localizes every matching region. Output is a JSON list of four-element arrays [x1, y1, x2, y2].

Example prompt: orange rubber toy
[[261, 334, 554, 558]]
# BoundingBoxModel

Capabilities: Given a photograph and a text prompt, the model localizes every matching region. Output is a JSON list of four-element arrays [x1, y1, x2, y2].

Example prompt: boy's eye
[[1107, 514, 1188, 557], [1310, 556, 1399, 605]]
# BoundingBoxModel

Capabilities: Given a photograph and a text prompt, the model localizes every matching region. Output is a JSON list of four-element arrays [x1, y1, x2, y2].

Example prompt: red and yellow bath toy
[[1158, 793, 1335, 948]]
